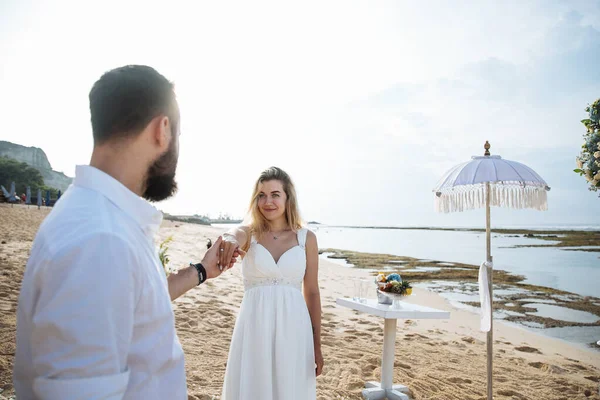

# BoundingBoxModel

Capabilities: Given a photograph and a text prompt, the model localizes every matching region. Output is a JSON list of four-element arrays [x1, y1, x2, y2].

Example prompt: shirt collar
[[73, 165, 163, 238]]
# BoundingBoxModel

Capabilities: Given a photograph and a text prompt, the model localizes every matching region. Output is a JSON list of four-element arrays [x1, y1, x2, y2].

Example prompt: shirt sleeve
[[29, 232, 138, 400]]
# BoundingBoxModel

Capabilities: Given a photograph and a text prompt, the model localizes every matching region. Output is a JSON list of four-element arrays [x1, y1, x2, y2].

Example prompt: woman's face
[[257, 180, 287, 223]]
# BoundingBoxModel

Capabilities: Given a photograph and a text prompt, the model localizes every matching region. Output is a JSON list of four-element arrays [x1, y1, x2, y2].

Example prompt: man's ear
[[152, 115, 171, 152]]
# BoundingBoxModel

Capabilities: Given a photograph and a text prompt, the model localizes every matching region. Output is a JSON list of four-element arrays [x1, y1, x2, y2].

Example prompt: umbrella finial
[[484, 141, 491, 156]]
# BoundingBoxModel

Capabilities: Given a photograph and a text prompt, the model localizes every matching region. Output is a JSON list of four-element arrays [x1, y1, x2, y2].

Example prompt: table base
[[362, 381, 410, 400]]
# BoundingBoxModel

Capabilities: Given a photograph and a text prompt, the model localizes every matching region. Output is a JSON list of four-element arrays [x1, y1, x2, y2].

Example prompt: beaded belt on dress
[[244, 277, 302, 291]]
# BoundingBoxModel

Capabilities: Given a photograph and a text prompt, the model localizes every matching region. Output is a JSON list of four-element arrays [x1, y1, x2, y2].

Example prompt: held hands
[[218, 234, 244, 272], [201, 236, 245, 279]]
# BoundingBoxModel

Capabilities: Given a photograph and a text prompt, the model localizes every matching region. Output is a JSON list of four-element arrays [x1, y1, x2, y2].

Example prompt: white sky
[[1, 0, 599, 227]]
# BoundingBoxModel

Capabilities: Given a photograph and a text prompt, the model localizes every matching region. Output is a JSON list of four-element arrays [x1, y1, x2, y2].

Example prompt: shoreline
[[320, 248, 600, 350]]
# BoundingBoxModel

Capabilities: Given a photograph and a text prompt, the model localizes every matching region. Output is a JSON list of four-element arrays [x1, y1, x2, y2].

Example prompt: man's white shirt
[[14, 165, 187, 400]]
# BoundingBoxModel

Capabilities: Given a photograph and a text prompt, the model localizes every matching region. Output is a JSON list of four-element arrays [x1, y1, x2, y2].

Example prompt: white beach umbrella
[[433, 142, 550, 400]]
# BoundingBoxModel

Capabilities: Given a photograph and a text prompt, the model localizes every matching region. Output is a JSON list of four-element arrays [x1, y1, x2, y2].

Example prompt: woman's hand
[[314, 345, 324, 376], [219, 234, 244, 271], [201, 237, 245, 279]]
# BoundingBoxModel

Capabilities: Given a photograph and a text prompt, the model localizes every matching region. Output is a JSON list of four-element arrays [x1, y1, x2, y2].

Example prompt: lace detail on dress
[[243, 277, 302, 291]]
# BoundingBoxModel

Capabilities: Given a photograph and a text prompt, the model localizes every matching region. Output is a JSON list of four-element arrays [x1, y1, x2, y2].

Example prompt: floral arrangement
[[375, 273, 412, 296], [574, 98, 600, 195]]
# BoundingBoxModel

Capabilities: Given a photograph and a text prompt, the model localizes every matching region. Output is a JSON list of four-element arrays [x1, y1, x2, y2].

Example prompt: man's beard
[[143, 142, 178, 202]]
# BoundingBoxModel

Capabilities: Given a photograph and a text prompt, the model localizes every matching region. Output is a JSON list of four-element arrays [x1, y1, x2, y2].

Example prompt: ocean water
[[309, 225, 600, 298]]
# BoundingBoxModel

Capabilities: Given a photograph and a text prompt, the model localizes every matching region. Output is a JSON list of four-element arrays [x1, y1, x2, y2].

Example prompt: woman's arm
[[303, 230, 324, 376], [223, 225, 250, 248]]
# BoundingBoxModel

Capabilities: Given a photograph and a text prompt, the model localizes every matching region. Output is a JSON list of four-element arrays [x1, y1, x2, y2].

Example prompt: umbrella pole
[[486, 182, 493, 400]]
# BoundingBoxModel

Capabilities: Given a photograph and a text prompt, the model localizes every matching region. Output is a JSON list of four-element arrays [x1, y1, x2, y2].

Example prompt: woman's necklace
[[270, 228, 290, 240]]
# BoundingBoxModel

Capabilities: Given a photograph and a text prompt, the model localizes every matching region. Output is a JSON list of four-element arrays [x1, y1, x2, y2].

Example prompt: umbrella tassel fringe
[[435, 185, 548, 213]]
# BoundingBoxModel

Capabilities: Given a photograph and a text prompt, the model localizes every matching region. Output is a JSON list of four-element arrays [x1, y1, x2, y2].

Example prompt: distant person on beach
[[14, 65, 244, 400]]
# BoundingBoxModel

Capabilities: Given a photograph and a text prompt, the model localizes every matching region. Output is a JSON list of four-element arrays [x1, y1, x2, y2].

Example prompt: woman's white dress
[[221, 228, 316, 400]]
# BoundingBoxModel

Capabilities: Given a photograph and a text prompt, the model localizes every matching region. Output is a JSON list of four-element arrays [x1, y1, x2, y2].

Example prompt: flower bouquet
[[574, 98, 600, 195], [375, 273, 412, 306]]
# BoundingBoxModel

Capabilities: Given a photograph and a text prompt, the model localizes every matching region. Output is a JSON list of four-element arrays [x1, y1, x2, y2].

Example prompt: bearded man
[[14, 65, 241, 400]]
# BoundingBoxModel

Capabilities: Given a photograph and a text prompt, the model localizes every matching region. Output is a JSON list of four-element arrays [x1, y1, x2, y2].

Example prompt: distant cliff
[[0, 141, 73, 192]]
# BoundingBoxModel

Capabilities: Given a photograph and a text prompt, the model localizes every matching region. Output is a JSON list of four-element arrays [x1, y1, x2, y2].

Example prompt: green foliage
[[574, 98, 600, 195], [389, 280, 412, 295], [158, 236, 174, 276], [0, 156, 58, 196], [0, 157, 42, 192], [41, 186, 59, 198]]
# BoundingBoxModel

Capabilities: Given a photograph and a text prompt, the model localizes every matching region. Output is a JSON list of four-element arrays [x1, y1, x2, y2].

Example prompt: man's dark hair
[[89, 65, 179, 144]]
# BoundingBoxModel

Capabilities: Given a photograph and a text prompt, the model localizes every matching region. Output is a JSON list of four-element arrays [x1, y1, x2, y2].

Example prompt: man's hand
[[202, 236, 245, 279]]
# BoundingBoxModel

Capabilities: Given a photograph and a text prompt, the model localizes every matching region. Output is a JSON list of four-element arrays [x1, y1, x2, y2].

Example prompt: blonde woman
[[219, 166, 323, 400]]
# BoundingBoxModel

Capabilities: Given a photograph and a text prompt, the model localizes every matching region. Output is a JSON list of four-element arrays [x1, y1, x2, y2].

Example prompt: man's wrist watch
[[190, 262, 207, 285]]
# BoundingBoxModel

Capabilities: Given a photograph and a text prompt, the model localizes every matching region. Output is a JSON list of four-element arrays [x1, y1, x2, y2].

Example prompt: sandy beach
[[0, 204, 599, 399]]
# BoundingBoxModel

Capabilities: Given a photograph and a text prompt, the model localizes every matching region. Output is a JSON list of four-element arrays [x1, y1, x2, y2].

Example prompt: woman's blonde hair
[[245, 166, 302, 248]]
